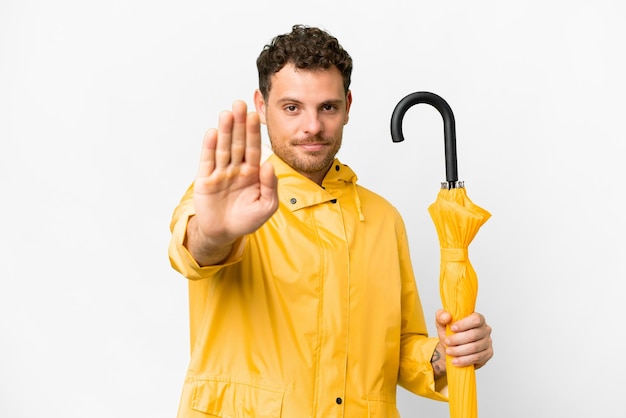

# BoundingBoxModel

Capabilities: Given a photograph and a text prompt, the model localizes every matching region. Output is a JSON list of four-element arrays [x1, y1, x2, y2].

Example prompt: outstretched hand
[[187, 100, 278, 266], [435, 310, 493, 370]]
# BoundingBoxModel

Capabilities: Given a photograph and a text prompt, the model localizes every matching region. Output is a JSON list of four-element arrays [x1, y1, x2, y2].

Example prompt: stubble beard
[[270, 134, 342, 178]]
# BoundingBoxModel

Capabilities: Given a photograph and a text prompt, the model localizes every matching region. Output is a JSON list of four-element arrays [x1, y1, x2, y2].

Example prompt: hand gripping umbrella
[[391, 92, 491, 418]]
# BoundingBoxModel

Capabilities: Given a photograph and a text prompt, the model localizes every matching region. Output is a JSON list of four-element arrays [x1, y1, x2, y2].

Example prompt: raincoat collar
[[268, 153, 363, 220]]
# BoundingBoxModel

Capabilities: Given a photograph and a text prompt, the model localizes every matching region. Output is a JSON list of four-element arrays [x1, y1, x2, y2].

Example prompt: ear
[[344, 90, 353, 125], [253, 89, 267, 124]]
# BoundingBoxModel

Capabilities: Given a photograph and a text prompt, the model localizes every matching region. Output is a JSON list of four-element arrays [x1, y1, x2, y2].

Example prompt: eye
[[321, 103, 338, 112], [285, 105, 298, 113]]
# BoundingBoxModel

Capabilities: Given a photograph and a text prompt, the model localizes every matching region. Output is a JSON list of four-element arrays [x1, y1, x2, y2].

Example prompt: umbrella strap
[[441, 248, 468, 262]]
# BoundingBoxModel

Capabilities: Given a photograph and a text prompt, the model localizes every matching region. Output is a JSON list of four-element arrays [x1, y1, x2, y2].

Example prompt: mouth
[[293, 139, 330, 153], [297, 142, 328, 152]]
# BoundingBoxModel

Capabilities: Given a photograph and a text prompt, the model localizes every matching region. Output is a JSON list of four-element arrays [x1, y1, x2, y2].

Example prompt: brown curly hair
[[256, 25, 353, 100]]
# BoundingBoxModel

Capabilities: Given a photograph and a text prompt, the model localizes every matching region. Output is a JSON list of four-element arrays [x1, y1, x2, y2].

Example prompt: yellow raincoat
[[168, 154, 447, 417]]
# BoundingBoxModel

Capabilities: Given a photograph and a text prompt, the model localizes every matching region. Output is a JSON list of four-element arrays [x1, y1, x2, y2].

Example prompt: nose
[[302, 111, 323, 135]]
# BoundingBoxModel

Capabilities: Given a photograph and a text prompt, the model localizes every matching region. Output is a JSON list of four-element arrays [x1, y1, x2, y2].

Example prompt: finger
[[215, 110, 234, 169], [449, 344, 493, 368], [451, 312, 484, 333], [230, 101, 248, 166], [198, 128, 217, 177], [446, 322, 492, 349], [244, 111, 262, 167], [447, 328, 491, 351], [449, 331, 493, 362]]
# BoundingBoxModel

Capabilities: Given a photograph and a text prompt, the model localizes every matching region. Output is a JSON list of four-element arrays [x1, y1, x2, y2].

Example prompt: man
[[168, 25, 493, 417]]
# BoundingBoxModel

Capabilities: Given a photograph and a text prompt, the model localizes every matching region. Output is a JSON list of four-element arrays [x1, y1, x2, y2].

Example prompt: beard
[[269, 133, 342, 178]]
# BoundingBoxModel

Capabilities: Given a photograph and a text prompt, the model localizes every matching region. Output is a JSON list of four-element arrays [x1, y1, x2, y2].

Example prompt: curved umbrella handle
[[390, 91, 459, 187]]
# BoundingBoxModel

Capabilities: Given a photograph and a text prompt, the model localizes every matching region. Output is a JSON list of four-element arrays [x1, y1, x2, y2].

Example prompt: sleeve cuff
[[168, 213, 247, 280], [398, 337, 449, 402]]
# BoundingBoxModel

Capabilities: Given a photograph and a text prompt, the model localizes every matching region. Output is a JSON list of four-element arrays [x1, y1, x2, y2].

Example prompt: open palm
[[192, 101, 278, 255]]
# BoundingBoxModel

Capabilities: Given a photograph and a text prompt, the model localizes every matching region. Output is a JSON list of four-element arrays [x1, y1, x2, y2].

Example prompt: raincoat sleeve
[[396, 217, 449, 402], [168, 183, 247, 281]]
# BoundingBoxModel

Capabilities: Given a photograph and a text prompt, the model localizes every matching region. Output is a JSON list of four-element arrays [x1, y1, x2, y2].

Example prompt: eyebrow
[[276, 97, 302, 105], [276, 97, 345, 106]]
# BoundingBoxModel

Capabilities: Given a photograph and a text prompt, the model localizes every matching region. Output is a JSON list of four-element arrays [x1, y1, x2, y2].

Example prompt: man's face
[[254, 63, 352, 185]]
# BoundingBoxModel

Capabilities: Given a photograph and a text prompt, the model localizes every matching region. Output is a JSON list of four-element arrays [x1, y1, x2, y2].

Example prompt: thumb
[[259, 161, 278, 207], [435, 309, 452, 338]]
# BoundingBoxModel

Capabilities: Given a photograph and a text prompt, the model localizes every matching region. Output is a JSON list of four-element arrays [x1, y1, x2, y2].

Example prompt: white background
[[1, 1, 625, 417]]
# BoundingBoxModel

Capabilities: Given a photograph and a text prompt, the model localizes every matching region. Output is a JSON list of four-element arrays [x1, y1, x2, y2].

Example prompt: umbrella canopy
[[391, 92, 491, 418]]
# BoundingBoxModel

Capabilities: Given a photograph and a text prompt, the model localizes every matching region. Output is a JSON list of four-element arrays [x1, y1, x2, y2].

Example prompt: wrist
[[184, 215, 236, 266], [431, 343, 447, 381]]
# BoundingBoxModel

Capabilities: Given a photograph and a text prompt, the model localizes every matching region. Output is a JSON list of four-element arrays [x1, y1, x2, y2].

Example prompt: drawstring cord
[[350, 177, 365, 222]]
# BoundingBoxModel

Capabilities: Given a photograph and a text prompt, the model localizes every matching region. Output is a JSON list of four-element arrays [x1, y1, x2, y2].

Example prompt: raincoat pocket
[[366, 396, 401, 418], [191, 378, 284, 418]]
